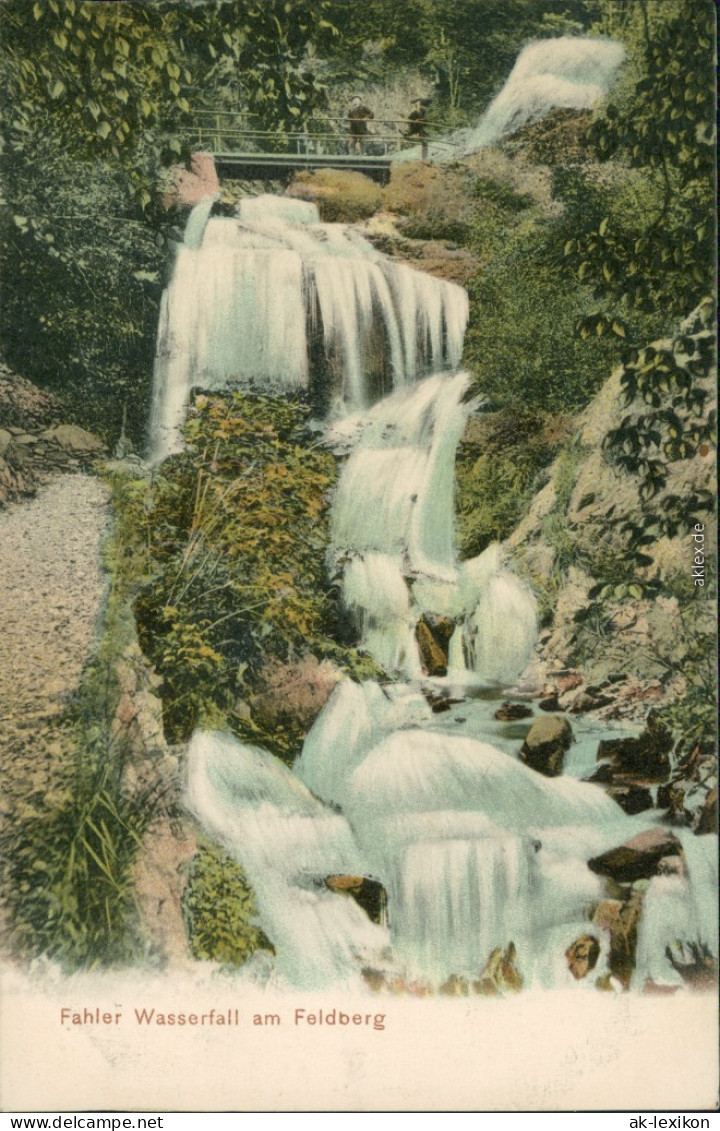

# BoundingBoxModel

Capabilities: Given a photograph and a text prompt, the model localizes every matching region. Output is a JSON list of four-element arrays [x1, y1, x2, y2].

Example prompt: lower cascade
[[184, 365, 716, 991]]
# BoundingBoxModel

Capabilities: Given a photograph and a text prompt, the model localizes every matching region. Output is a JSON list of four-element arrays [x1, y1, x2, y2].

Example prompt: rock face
[[588, 828, 682, 884], [506, 310, 716, 727], [1, 366, 107, 506], [415, 613, 456, 677], [249, 655, 341, 735], [519, 715, 573, 776], [324, 875, 387, 926]]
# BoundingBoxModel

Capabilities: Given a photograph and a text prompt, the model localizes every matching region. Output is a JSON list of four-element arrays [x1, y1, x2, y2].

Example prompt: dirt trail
[[0, 474, 109, 822]]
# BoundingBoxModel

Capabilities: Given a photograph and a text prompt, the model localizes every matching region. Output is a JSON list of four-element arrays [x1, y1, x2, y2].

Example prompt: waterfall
[[186, 730, 388, 988], [149, 195, 468, 462], [465, 36, 625, 152], [395, 36, 625, 164], [174, 37, 713, 996], [327, 372, 537, 680]]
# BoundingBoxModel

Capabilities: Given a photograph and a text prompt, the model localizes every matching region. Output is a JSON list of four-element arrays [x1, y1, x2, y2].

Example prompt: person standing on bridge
[[347, 95, 374, 154], [406, 98, 430, 159]]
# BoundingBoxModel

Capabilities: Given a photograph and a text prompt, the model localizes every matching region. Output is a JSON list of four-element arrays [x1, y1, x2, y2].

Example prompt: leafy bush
[[184, 841, 273, 966], [455, 410, 571, 559], [287, 170, 383, 222], [133, 391, 373, 754]]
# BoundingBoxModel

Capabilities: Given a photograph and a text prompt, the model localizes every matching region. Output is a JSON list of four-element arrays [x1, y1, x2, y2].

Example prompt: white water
[[149, 196, 468, 461], [465, 37, 625, 152], [396, 36, 625, 164], [178, 41, 714, 997], [328, 373, 537, 680]]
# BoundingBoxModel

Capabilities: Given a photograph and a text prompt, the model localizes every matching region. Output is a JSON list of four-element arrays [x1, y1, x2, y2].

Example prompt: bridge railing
[[178, 111, 440, 158]]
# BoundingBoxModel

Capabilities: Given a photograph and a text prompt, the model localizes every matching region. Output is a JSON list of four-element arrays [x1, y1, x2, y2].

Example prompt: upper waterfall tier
[[465, 36, 625, 152], [149, 195, 469, 462]]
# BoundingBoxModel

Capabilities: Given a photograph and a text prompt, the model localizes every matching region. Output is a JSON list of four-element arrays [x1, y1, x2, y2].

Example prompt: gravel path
[[0, 474, 109, 821]]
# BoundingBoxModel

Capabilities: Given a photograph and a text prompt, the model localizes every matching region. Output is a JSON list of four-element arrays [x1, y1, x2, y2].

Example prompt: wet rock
[[596, 709, 672, 781], [592, 891, 644, 989], [440, 973, 470, 996], [665, 942, 718, 991], [423, 687, 463, 713], [657, 745, 717, 832], [569, 690, 614, 713], [324, 874, 387, 925], [588, 828, 682, 884], [415, 613, 455, 677], [519, 715, 573, 777], [494, 701, 533, 722], [696, 787, 718, 835], [565, 934, 601, 980], [606, 784, 654, 816], [472, 942, 523, 995], [538, 692, 563, 712]]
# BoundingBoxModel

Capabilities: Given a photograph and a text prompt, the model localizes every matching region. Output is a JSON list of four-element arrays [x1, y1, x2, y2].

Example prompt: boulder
[[565, 934, 601, 980], [472, 942, 523, 995], [596, 709, 673, 781], [249, 655, 341, 734], [606, 784, 654, 816], [41, 424, 105, 453], [519, 715, 573, 777], [324, 874, 386, 925], [588, 827, 682, 884], [494, 701, 533, 722], [415, 613, 456, 677], [592, 890, 644, 989]]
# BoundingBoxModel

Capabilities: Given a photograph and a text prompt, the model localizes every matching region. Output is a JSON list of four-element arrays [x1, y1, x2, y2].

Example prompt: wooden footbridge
[[179, 111, 439, 182]]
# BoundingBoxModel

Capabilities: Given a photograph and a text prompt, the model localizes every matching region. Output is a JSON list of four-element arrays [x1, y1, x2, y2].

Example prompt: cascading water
[[396, 36, 625, 164], [149, 195, 468, 462], [170, 48, 714, 996], [464, 36, 626, 152]]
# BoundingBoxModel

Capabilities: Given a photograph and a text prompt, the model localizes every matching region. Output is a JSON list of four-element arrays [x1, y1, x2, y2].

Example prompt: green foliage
[[0, 142, 162, 443], [563, 4, 714, 338], [464, 219, 620, 413], [185, 841, 273, 966], [4, 766, 152, 968], [323, 0, 594, 116], [455, 411, 571, 558], [134, 393, 340, 744], [0, 0, 336, 441]]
